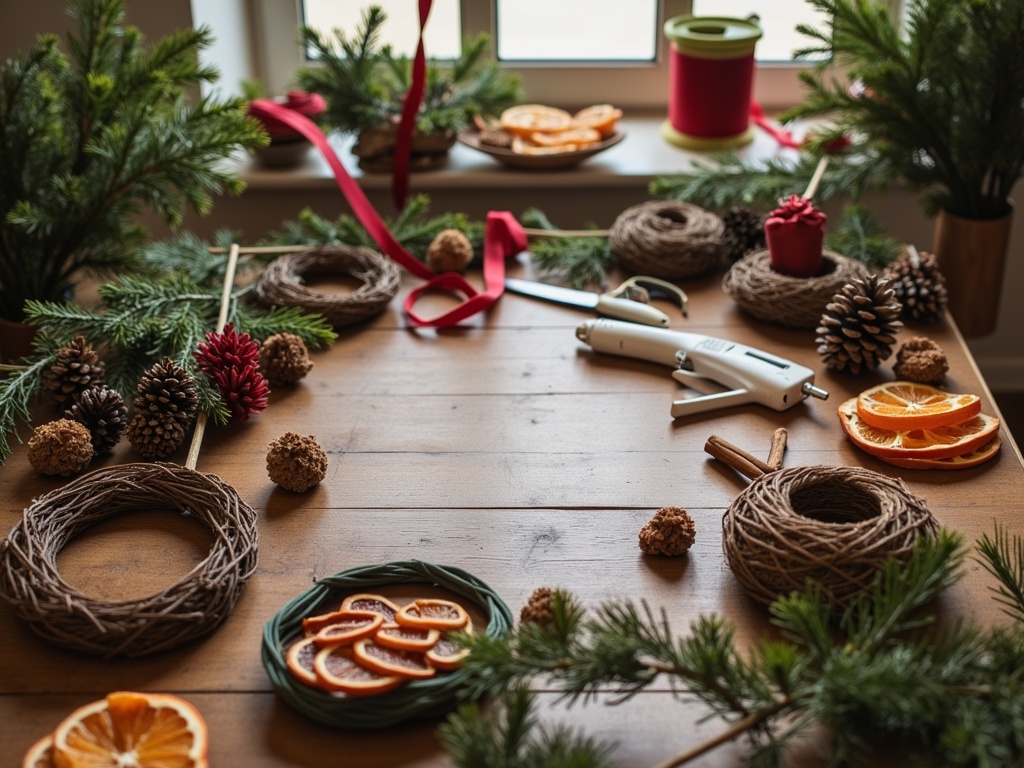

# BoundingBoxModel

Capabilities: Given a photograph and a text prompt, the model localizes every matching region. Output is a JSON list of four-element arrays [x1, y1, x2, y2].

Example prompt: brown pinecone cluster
[[259, 333, 313, 386], [126, 358, 198, 460], [893, 337, 949, 383], [520, 586, 557, 628], [426, 229, 474, 274], [46, 336, 106, 412], [266, 432, 328, 492], [27, 419, 94, 476], [816, 275, 903, 374], [882, 250, 948, 324], [639, 506, 696, 556], [720, 207, 767, 261]]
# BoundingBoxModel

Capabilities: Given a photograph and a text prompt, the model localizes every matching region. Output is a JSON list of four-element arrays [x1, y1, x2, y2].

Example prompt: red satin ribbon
[[248, 100, 524, 328], [392, 0, 433, 210]]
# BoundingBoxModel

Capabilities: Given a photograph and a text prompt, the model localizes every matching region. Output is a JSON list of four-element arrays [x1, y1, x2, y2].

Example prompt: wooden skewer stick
[[767, 428, 788, 471], [185, 242, 241, 471], [208, 244, 315, 255], [704, 435, 774, 481], [802, 154, 830, 201], [522, 227, 611, 238]]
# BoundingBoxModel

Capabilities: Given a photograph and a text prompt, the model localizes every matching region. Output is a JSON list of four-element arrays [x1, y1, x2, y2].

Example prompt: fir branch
[[975, 525, 1024, 623], [519, 209, 615, 290], [825, 205, 902, 271], [0, 356, 54, 462]]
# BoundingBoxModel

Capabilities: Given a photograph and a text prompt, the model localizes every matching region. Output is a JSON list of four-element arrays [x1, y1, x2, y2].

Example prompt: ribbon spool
[[662, 14, 763, 151]]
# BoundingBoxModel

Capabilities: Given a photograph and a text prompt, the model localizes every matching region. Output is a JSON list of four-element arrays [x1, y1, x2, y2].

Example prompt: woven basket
[[723, 250, 869, 329], [262, 560, 513, 729]]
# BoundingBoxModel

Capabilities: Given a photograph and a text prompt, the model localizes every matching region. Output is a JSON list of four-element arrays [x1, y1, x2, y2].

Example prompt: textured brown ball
[[266, 432, 328, 492], [893, 337, 949, 383], [639, 506, 696, 556], [27, 419, 94, 476], [520, 586, 556, 628], [259, 332, 314, 386], [426, 229, 474, 274]]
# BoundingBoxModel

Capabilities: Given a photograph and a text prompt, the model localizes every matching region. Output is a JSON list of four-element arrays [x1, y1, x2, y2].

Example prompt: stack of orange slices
[[838, 381, 1001, 470], [497, 103, 622, 155], [285, 593, 473, 696]]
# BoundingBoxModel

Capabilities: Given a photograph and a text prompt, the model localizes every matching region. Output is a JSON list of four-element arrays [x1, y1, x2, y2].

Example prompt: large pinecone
[[816, 275, 903, 374], [65, 386, 128, 454], [882, 249, 948, 324], [721, 207, 767, 261], [133, 358, 198, 427], [46, 336, 106, 412]]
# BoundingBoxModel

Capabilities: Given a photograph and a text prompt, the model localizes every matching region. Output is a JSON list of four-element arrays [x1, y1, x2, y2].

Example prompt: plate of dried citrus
[[262, 560, 512, 728], [459, 103, 625, 169]]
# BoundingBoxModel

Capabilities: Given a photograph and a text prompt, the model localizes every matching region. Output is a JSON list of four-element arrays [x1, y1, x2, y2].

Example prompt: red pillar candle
[[765, 195, 827, 278]]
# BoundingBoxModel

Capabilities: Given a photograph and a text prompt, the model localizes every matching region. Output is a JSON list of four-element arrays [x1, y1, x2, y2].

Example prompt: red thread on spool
[[669, 52, 755, 138]]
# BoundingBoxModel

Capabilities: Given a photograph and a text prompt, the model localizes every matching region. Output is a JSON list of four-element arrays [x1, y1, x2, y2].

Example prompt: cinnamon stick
[[704, 435, 773, 480], [767, 428, 788, 471]]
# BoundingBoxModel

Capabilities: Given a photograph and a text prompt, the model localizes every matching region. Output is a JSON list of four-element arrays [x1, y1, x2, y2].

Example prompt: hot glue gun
[[576, 318, 829, 418]]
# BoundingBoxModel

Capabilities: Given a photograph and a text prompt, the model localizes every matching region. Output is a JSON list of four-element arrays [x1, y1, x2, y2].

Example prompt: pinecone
[[520, 587, 557, 628], [266, 432, 328, 492], [816, 275, 904, 374], [65, 386, 128, 454], [426, 229, 474, 274], [259, 333, 313, 386], [721, 207, 767, 261], [639, 506, 696, 556], [882, 250, 948, 324], [27, 419, 94, 476], [126, 411, 187, 460], [893, 337, 949, 383], [46, 336, 106, 412], [134, 358, 198, 427]]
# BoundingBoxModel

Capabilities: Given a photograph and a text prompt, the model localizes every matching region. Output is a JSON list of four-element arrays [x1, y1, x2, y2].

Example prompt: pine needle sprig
[[519, 208, 615, 290], [0, 355, 54, 460], [975, 524, 1024, 623], [824, 205, 902, 272]]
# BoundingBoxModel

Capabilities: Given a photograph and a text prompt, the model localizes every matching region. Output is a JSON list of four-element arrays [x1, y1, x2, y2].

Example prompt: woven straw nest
[[0, 463, 259, 657], [262, 560, 513, 729], [723, 465, 938, 609], [255, 245, 401, 327], [723, 250, 870, 329], [610, 200, 726, 280]]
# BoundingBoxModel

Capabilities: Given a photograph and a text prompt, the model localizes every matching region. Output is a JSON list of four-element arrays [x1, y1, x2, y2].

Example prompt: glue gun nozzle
[[802, 382, 830, 401]]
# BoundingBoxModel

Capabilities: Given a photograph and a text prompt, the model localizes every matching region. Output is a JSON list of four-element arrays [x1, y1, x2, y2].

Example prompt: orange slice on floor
[[302, 608, 383, 639], [313, 645, 404, 696], [52, 691, 208, 768], [571, 104, 623, 137], [374, 622, 441, 652], [529, 127, 602, 148], [425, 619, 474, 671], [22, 734, 54, 768], [500, 104, 573, 138], [340, 593, 401, 622], [856, 381, 982, 431], [875, 435, 1002, 470], [838, 398, 1000, 459], [395, 599, 470, 631], [352, 639, 436, 680], [286, 636, 321, 687]]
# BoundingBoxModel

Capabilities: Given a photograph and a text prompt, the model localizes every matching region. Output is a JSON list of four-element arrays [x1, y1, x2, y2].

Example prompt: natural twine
[[722, 465, 938, 609], [609, 200, 726, 280], [723, 250, 869, 329], [0, 462, 259, 658], [255, 245, 402, 327]]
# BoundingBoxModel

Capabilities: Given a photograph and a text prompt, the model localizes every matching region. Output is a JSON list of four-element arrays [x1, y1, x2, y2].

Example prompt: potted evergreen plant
[[295, 5, 521, 172], [0, 0, 266, 358], [783, 0, 1024, 336]]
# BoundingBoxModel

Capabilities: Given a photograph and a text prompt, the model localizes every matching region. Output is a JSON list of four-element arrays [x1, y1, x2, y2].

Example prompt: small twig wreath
[[262, 560, 513, 729], [0, 462, 259, 658], [722, 465, 938, 609], [254, 245, 402, 327], [723, 249, 869, 329], [609, 200, 726, 279]]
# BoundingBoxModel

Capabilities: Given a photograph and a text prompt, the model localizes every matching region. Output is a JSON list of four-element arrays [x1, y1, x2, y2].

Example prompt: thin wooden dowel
[[208, 244, 313, 255], [523, 227, 611, 238], [802, 155, 829, 201]]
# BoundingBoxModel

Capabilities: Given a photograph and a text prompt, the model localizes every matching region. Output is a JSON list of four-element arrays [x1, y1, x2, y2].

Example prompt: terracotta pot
[[0, 316, 38, 363], [932, 202, 1014, 337]]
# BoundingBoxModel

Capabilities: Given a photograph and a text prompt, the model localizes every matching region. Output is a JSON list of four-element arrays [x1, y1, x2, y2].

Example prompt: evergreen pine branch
[[519, 209, 615, 290], [0, 356, 55, 462], [975, 525, 1024, 623], [825, 204, 902, 272]]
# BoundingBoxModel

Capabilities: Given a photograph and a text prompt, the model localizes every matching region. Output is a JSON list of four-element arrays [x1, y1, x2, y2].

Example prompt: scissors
[[504, 275, 688, 327]]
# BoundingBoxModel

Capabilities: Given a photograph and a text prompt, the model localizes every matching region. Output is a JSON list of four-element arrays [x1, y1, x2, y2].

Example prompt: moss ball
[[266, 432, 328, 492], [27, 419, 94, 476]]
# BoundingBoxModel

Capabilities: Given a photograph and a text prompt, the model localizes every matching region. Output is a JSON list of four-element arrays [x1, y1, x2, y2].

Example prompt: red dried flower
[[212, 363, 269, 422], [194, 324, 260, 375]]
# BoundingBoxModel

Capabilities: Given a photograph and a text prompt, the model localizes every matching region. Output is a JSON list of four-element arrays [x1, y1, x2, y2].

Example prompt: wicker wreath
[[254, 245, 402, 327], [609, 200, 726, 280], [0, 462, 259, 658], [262, 560, 513, 729], [723, 249, 870, 329], [722, 465, 937, 609]]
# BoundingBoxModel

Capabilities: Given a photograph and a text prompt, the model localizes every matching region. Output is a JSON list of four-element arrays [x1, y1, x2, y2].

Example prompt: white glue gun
[[576, 318, 829, 418]]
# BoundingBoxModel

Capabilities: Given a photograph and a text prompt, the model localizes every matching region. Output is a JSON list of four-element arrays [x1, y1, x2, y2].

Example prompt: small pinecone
[[27, 419, 94, 476], [426, 229, 474, 274], [882, 250, 948, 324], [720, 207, 767, 261], [639, 506, 696, 556], [46, 336, 106, 412], [65, 386, 128, 454], [134, 358, 198, 427], [893, 337, 949, 383], [259, 333, 313, 386], [266, 432, 328, 492], [520, 587, 557, 628], [816, 275, 904, 374], [126, 411, 187, 460]]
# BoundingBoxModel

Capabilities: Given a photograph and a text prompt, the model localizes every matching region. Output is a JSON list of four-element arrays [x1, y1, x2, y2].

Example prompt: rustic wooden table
[[2, 261, 1022, 767]]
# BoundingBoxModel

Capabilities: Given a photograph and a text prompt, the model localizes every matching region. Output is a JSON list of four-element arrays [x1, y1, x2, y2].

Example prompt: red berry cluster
[[194, 324, 269, 422]]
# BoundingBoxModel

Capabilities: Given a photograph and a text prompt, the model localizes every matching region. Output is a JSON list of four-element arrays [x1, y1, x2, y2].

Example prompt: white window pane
[[302, 0, 461, 60], [496, 0, 658, 62], [691, 1, 829, 62]]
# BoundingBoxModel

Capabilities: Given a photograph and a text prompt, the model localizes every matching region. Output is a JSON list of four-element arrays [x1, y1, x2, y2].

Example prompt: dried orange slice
[[352, 638, 436, 680], [529, 127, 602, 148], [374, 622, 441, 652], [856, 381, 982, 431], [286, 636, 321, 687], [340, 593, 401, 622], [22, 734, 54, 768], [500, 104, 573, 138], [511, 137, 579, 155], [302, 608, 382, 638], [875, 435, 1002, 470], [838, 398, 1000, 460], [310, 611, 384, 648], [313, 645, 405, 696], [395, 598, 470, 630], [52, 691, 208, 768], [425, 619, 474, 671], [572, 104, 623, 137]]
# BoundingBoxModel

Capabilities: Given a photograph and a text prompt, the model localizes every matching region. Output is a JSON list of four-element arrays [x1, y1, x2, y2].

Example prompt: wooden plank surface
[[1, 268, 1022, 766]]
